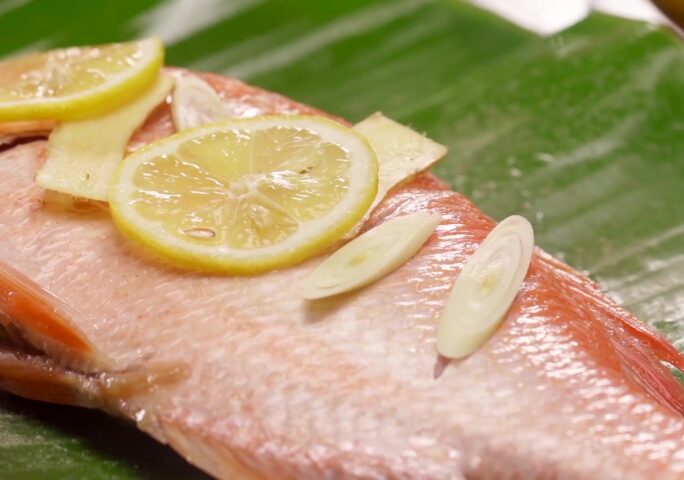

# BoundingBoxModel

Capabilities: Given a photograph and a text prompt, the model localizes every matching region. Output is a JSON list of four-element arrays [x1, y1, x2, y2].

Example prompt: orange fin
[[608, 307, 684, 371], [607, 324, 684, 415], [0, 340, 188, 410], [539, 250, 684, 414], [99, 361, 189, 398], [0, 260, 112, 372], [584, 288, 684, 415], [0, 347, 98, 407]]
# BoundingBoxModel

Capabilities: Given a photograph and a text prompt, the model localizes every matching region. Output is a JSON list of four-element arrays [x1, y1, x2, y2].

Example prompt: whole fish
[[1, 70, 684, 480]]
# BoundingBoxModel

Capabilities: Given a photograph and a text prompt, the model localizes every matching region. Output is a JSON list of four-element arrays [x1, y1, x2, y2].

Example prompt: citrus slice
[[0, 38, 164, 121], [109, 115, 378, 274]]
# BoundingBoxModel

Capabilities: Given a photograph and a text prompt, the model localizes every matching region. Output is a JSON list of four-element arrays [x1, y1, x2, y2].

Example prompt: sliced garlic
[[303, 212, 441, 299], [436, 215, 534, 359], [171, 75, 227, 130]]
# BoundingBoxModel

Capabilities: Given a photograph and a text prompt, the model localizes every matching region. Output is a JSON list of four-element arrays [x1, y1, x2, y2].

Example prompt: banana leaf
[[1, 0, 684, 477]]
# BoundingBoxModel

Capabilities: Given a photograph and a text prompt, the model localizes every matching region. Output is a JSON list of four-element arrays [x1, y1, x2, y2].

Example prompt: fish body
[[1, 70, 684, 479]]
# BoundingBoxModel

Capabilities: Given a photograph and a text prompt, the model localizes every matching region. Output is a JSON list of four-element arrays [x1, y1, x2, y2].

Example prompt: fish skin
[[1, 71, 684, 479]]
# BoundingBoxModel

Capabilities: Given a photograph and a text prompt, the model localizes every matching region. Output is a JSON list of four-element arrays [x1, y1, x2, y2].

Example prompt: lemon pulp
[[110, 116, 378, 274], [0, 38, 163, 121]]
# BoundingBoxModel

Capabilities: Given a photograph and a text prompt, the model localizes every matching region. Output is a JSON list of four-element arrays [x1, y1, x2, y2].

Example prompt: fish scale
[[1, 70, 684, 479]]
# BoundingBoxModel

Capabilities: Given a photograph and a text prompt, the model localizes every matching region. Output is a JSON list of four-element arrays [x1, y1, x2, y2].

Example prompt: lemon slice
[[0, 38, 164, 121], [109, 115, 378, 274]]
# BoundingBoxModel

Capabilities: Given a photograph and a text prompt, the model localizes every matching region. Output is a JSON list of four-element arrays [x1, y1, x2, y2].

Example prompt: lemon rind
[[0, 38, 164, 121]]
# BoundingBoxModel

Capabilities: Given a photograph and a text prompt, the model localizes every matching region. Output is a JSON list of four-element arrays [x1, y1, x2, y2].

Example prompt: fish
[[2, 69, 684, 479]]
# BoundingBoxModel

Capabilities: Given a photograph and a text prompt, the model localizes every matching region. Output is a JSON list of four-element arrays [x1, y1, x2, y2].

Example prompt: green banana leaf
[[1, 0, 684, 477]]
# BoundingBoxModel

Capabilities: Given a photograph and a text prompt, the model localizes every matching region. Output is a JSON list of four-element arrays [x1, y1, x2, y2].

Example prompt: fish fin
[[575, 279, 684, 413], [610, 327, 684, 415], [608, 308, 684, 371], [0, 260, 113, 372], [100, 360, 189, 398], [0, 261, 190, 408], [0, 338, 188, 413], [0, 348, 98, 408], [538, 250, 684, 414]]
